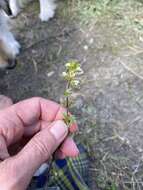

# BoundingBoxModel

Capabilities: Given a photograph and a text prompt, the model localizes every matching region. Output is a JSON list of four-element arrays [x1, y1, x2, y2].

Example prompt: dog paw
[[11, 8, 20, 17], [9, 40, 21, 57], [13, 41, 21, 55], [39, 9, 55, 22]]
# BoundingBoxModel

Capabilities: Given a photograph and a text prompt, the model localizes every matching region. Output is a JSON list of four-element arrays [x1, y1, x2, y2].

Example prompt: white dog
[[0, 0, 57, 69]]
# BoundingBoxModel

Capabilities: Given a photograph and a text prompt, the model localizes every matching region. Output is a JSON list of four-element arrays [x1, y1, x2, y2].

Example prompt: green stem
[[66, 80, 71, 117]]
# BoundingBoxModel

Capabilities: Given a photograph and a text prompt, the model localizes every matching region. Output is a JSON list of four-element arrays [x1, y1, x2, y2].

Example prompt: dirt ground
[[1, 0, 143, 189]]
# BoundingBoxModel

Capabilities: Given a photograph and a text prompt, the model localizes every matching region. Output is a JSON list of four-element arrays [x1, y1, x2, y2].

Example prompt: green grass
[[62, 0, 143, 35], [60, 0, 143, 56]]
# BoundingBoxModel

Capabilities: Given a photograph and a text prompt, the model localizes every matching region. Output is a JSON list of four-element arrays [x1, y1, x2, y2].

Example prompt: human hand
[[0, 97, 79, 190]]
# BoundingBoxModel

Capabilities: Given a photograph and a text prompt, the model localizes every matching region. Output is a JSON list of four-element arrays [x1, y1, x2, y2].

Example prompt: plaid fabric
[[28, 144, 90, 190]]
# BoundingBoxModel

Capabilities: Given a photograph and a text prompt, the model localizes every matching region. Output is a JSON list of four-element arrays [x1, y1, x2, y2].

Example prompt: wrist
[[0, 157, 31, 190]]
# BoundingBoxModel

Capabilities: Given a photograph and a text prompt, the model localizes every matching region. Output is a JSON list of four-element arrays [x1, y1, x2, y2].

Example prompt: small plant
[[47, 61, 83, 182], [62, 61, 83, 127]]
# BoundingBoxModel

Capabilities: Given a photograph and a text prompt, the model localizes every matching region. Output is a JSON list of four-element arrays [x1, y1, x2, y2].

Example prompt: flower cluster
[[63, 62, 83, 84]]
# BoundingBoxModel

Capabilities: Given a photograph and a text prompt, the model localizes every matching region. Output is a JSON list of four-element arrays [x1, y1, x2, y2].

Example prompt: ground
[[1, 0, 143, 189]]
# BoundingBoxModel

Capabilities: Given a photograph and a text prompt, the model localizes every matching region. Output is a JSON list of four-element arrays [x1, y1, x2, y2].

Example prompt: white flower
[[62, 72, 67, 77], [72, 80, 80, 87], [65, 63, 71, 68]]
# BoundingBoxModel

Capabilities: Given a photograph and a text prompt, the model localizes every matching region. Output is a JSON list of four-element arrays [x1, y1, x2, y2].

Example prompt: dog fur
[[0, 0, 57, 69], [0, 9, 20, 69]]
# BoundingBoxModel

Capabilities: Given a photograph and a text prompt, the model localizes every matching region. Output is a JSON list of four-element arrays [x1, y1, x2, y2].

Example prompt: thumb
[[5, 120, 68, 189]]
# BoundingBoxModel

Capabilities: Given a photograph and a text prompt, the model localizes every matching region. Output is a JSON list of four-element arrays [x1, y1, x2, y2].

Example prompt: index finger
[[13, 97, 78, 132]]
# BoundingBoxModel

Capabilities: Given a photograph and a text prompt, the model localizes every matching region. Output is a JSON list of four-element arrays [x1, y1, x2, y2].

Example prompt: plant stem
[[66, 80, 71, 117]]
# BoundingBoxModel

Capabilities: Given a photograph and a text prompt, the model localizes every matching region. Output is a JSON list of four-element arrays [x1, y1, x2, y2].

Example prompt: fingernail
[[50, 120, 68, 142]]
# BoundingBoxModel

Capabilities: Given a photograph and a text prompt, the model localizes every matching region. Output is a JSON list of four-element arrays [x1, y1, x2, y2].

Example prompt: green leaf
[[64, 89, 72, 97], [63, 113, 76, 126]]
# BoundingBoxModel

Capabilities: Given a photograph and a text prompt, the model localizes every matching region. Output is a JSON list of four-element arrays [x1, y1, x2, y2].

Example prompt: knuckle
[[32, 137, 52, 160]]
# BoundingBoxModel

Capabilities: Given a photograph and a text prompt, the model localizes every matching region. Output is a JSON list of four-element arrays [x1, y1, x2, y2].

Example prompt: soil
[[1, 1, 143, 189]]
